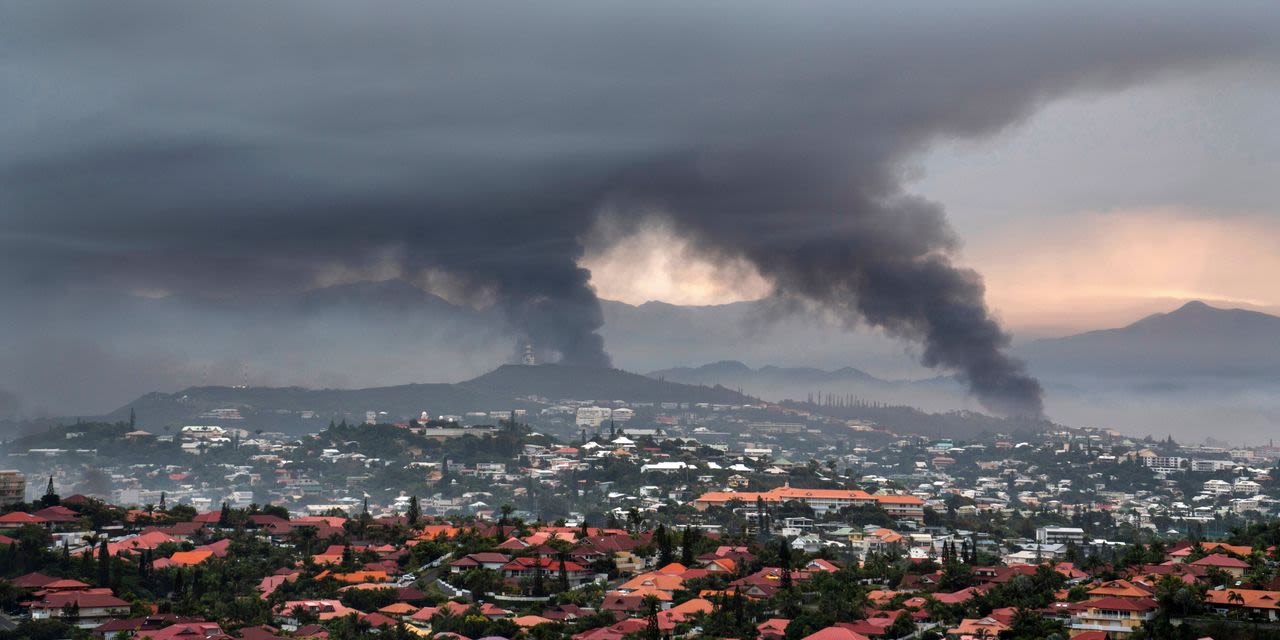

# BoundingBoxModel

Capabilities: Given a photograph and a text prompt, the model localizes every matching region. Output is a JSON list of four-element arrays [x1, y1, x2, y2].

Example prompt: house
[[91, 614, 205, 639], [450, 552, 511, 573], [0, 511, 47, 529], [801, 626, 871, 640], [1205, 589, 1280, 621], [501, 557, 592, 587], [155, 550, 215, 569], [32, 505, 81, 528], [1087, 580, 1152, 600], [758, 618, 791, 639], [1068, 597, 1157, 637], [143, 622, 229, 640], [946, 616, 1009, 638], [275, 600, 358, 629], [28, 592, 132, 629], [1191, 554, 1250, 579]]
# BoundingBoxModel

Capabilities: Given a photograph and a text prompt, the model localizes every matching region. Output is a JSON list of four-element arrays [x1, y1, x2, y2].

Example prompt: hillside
[[646, 360, 971, 413], [460, 364, 754, 404], [1019, 301, 1280, 376], [101, 364, 756, 432], [649, 360, 882, 387]]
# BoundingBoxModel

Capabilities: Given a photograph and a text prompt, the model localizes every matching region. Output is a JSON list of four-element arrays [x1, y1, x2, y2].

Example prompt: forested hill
[[782, 399, 1055, 440], [90, 364, 756, 432]]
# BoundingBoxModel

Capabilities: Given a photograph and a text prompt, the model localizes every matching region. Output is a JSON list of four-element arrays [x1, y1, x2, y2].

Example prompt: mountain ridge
[[1018, 300, 1280, 376]]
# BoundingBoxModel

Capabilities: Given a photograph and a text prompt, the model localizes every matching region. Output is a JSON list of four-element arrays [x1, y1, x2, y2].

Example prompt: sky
[[2, 2, 1279, 420], [587, 63, 1280, 335]]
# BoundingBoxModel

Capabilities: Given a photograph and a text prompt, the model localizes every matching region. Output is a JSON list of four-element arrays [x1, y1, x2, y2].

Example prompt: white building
[[1036, 526, 1085, 546], [576, 406, 612, 428], [1203, 479, 1232, 496]]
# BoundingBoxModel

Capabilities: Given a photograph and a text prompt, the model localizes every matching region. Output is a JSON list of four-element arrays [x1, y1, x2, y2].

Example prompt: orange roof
[[769, 487, 874, 501], [1205, 589, 1280, 610], [513, 615, 555, 627], [705, 558, 737, 572], [670, 598, 713, 615], [619, 573, 685, 592], [873, 495, 925, 505], [332, 570, 391, 584], [167, 550, 214, 566], [1170, 542, 1252, 558], [624, 586, 674, 601], [1088, 579, 1152, 599], [695, 486, 923, 507], [948, 617, 1010, 636], [415, 525, 461, 539]]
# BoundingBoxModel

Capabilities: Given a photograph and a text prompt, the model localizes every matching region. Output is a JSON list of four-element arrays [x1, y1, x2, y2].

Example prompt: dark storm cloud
[[2, 2, 1277, 415]]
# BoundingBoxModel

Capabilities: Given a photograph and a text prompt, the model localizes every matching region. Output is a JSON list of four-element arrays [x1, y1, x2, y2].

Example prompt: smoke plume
[[2, 2, 1277, 415]]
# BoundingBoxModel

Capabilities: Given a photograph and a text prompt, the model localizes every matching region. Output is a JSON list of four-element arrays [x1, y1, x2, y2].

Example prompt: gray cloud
[[1, 2, 1277, 415]]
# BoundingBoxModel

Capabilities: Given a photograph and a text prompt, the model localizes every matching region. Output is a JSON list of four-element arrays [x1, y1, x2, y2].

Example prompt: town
[[1, 395, 1279, 640]]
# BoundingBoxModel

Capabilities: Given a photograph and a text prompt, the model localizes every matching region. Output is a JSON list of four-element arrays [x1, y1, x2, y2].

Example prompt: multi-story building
[[1191, 459, 1235, 473], [0, 471, 26, 506], [1143, 456, 1185, 473], [1036, 526, 1086, 546], [575, 406, 612, 429], [692, 486, 925, 520]]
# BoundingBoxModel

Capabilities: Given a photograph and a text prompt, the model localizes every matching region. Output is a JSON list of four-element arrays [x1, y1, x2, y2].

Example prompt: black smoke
[[1, 2, 1276, 415]]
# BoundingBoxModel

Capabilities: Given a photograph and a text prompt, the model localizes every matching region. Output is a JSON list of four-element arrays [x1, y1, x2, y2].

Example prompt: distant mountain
[[646, 360, 972, 413], [102, 364, 755, 432], [1019, 301, 1280, 377], [649, 360, 883, 387], [463, 364, 752, 405]]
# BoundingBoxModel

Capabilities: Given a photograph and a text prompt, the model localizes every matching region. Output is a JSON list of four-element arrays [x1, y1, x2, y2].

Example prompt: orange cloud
[[966, 208, 1280, 334], [582, 220, 773, 306]]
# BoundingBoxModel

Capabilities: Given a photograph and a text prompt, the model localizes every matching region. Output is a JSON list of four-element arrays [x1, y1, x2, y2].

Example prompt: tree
[[218, 502, 232, 527], [656, 524, 674, 566], [885, 611, 916, 638], [557, 549, 571, 592], [643, 594, 661, 640], [681, 526, 699, 566], [39, 475, 59, 508], [406, 495, 420, 527], [97, 538, 110, 587]]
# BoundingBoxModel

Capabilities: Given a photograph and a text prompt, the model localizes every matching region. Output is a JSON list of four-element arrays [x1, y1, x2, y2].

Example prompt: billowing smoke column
[[2, 2, 1275, 416], [607, 153, 1046, 416]]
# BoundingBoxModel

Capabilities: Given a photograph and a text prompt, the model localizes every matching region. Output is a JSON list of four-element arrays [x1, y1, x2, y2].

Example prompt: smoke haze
[[2, 2, 1278, 417]]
